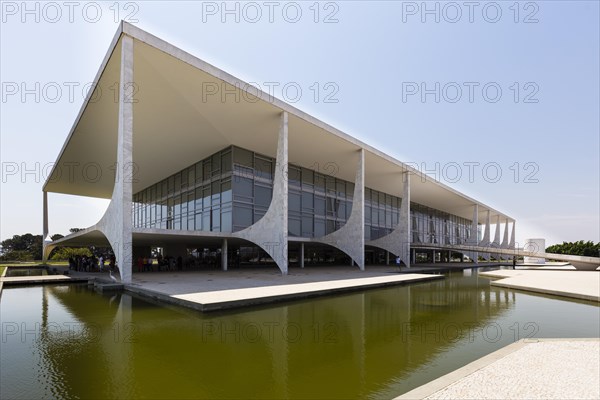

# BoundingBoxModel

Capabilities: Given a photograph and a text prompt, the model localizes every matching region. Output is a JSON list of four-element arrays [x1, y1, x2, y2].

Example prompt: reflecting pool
[[1, 270, 598, 399]]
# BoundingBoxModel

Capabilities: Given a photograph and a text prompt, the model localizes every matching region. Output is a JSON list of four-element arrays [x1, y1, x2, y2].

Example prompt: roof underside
[[43, 22, 512, 223]]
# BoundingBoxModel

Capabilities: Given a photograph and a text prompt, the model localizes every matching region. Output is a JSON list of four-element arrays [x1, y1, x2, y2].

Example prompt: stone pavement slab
[[170, 273, 441, 311], [1, 274, 87, 285], [398, 338, 600, 400], [124, 267, 442, 311], [480, 269, 600, 302]]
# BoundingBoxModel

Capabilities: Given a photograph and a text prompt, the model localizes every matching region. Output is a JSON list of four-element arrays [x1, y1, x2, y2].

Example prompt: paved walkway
[[397, 339, 600, 399], [0, 272, 88, 296], [480, 269, 600, 302], [123, 266, 443, 311]]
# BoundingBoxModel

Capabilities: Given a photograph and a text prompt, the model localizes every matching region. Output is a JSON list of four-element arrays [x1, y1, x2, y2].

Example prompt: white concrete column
[[480, 210, 491, 246], [469, 204, 479, 244], [467, 204, 479, 263], [97, 35, 134, 283], [234, 111, 289, 274], [114, 35, 134, 283], [221, 238, 228, 271], [399, 171, 410, 268], [42, 191, 52, 262], [478, 210, 491, 261], [509, 221, 516, 249], [367, 171, 410, 268], [317, 148, 365, 270], [501, 218, 509, 248], [493, 215, 501, 247], [43, 191, 48, 239], [300, 242, 304, 268]]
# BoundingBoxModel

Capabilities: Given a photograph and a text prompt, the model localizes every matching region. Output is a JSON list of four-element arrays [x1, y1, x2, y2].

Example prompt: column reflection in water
[[7, 272, 600, 400]]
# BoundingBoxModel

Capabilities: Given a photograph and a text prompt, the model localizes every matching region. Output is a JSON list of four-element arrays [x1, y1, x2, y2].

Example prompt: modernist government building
[[43, 23, 517, 282]]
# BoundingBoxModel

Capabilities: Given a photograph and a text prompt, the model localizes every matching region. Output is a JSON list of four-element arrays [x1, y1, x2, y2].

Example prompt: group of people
[[136, 255, 184, 272], [134, 253, 227, 272], [68, 254, 116, 272]]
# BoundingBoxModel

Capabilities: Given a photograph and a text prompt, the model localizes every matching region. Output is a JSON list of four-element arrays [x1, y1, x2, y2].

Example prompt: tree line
[[546, 241, 600, 257], [0, 229, 89, 261]]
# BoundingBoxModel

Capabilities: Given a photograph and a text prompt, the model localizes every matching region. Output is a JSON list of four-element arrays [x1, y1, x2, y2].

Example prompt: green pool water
[[1, 270, 598, 399], [5, 267, 48, 277]]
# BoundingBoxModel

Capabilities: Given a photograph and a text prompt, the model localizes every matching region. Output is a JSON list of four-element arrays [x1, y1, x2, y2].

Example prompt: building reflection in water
[[33, 271, 516, 399]]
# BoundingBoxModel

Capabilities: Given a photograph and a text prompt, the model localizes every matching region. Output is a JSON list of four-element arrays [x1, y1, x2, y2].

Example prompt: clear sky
[[1, 1, 598, 248]]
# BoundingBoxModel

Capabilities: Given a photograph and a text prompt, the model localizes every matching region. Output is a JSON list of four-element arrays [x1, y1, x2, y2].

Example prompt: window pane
[[326, 177, 336, 195], [168, 176, 175, 194], [212, 153, 221, 174], [222, 151, 232, 172], [315, 219, 325, 237], [236, 177, 253, 198], [174, 195, 181, 216], [174, 173, 182, 192], [255, 185, 272, 207], [314, 174, 326, 192], [195, 188, 203, 210], [180, 216, 188, 230], [233, 147, 253, 168], [338, 201, 346, 219], [289, 192, 301, 212], [289, 218, 301, 237], [326, 197, 338, 216], [234, 206, 253, 228], [255, 157, 272, 180], [221, 209, 232, 232], [212, 181, 220, 205], [336, 181, 345, 197], [302, 191, 313, 210], [202, 211, 211, 232], [222, 180, 232, 203], [288, 166, 301, 186], [314, 196, 325, 215], [187, 192, 195, 214], [188, 167, 195, 186], [203, 186, 211, 209], [195, 163, 203, 183], [326, 219, 336, 234], [195, 213, 202, 230], [155, 202, 161, 222], [181, 169, 188, 190], [302, 169, 314, 186], [302, 215, 313, 237], [346, 182, 354, 199], [203, 161, 211, 181]]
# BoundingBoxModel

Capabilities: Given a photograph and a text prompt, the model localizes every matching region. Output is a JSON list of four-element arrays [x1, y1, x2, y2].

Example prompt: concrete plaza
[[398, 338, 600, 399]]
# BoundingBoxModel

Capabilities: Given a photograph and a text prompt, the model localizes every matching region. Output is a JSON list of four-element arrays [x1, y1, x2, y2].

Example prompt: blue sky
[[1, 1, 598, 247]]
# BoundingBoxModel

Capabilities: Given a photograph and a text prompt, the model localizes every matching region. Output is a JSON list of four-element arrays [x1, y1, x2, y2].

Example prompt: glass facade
[[365, 188, 401, 241], [411, 203, 472, 245], [133, 147, 233, 232], [133, 145, 473, 245]]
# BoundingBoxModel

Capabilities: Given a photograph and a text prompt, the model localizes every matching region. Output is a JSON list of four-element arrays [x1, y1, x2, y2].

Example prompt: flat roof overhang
[[43, 22, 512, 224]]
